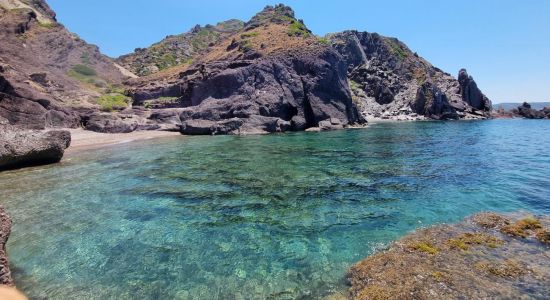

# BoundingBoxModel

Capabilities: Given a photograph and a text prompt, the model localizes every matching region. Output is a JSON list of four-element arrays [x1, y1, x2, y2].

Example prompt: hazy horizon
[[47, 0, 550, 103]]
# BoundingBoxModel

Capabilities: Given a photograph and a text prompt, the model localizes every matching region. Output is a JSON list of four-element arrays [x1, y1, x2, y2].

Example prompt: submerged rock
[[0, 206, 13, 286], [347, 213, 550, 299], [0, 126, 71, 170]]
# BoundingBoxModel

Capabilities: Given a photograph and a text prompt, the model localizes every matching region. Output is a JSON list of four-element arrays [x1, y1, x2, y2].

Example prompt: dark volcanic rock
[[515, 102, 548, 119], [83, 113, 139, 133], [0, 206, 13, 286], [81, 108, 186, 133], [130, 6, 362, 135], [458, 69, 492, 111], [174, 52, 360, 134], [0, 126, 71, 170], [0, 1, 130, 129], [328, 31, 492, 120], [413, 82, 459, 120], [0, 92, 47, 129]]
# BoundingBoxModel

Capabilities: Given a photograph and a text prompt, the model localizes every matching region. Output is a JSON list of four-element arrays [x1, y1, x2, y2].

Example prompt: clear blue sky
[[48, 0, 550, 103]]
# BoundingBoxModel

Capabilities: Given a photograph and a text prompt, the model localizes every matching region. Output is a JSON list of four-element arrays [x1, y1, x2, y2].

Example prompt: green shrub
[[38, 21, 57, 29], [385, 38, 408, 60], [318, 37, 330, 45], [72, 64, 97, 76], [97, 93, 130, 112], [288, 20, 310, 37], [240, 32, 258, 39]]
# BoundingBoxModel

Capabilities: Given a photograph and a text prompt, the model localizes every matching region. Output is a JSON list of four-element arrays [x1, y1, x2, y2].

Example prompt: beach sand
[[65, 129, 181, 153]]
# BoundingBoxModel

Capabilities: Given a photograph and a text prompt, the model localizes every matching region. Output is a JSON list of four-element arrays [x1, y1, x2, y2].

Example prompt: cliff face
[[0, 0, 131, 129], [116, 20, 244, 76], [128, 5, 362, 134], [328, 31, 492, 120]]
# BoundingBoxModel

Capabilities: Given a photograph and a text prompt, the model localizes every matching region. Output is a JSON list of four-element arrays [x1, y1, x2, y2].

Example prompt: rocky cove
[[1, 2, 496, 170], [1, 120, 550, 299]]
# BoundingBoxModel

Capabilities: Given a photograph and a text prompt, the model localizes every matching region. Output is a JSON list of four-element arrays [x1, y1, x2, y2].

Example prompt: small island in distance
[[1, 1, 549, 299]]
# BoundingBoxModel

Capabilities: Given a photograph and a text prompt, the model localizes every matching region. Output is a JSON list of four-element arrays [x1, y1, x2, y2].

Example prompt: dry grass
[[447, 232, 504, 250], [501, 216, 543, 238], [473, 212, 510, 228], [534, 228, 550, 244], [475, 259, 526, 278], [347, 213, 549, 300], [202, 24, 324, 62], [409, 241, 439, 254], [356, 285, 391, 300]]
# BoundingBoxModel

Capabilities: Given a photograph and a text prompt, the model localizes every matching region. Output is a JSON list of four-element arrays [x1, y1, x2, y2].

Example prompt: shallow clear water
[[2, 120, 550, 299]]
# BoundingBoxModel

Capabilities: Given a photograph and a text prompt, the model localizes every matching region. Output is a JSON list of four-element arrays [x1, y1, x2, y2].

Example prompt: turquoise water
[[2, 120, 550, 299]]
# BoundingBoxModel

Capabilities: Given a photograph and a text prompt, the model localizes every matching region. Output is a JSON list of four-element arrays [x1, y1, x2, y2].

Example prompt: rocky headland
[[346, 213, 550, 300], [492, 102, 550, 119], [513, 102, 550, 119]]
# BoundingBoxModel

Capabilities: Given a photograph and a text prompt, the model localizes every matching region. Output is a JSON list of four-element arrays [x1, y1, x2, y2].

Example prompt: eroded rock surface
[[0, 126, 71, 170], [347, 213, 549, 300], [0, 0, 130, 129], [328, 31, 492, 120], [0, 206, 13, 286], [128, 5, 362, 135]]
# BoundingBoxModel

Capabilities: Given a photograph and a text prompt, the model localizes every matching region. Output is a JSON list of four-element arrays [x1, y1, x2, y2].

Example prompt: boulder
[[413, 82, 459, 120], [318, 118, 345, 131], [0, 93, 47, 130], [83, 113, 137, 133], [0, 206, 13, 286], [0, 126, 71, 170]]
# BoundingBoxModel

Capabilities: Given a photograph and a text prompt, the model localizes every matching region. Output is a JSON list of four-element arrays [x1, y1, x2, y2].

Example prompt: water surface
[[2, 120, 549, 299]]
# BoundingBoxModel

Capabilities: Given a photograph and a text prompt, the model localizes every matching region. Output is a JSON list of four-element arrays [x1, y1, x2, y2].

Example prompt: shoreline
[[64, 129, 181, 153]]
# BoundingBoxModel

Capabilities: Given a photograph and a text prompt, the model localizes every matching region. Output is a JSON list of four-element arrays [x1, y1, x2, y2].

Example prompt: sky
[[47, 0, 550, 103]]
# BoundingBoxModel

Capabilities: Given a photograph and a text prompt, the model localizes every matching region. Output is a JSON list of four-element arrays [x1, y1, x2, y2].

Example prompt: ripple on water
[[1, 120, 550, 299]]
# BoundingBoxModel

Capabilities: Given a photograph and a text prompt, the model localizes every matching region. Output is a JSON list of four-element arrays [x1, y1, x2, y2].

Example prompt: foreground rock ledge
[[0, 206, 13, 286], [0, 126, 71, 171], [347, 212, 549, 300]]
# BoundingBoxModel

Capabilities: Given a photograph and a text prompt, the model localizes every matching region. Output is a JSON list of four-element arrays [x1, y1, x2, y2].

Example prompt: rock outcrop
[[0, 126, 71, 170], [348, 213, 550, 299], [0, 206, 13, 286], [327, 31, 492, 120], [513, 102, 549, 119], [458, 69, 492, 111], [0, 0, 131, 129], [128, 5, 363, 135]]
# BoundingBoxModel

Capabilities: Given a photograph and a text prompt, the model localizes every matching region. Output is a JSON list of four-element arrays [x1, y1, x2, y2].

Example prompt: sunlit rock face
[[328, 31, 492, 120]]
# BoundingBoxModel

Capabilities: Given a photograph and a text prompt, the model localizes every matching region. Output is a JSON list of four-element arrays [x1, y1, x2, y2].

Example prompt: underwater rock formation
[[347, 212, 550, 299]]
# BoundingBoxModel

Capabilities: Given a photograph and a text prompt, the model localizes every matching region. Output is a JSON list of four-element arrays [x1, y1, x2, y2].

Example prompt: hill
[[1, 2, 494, 134]]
